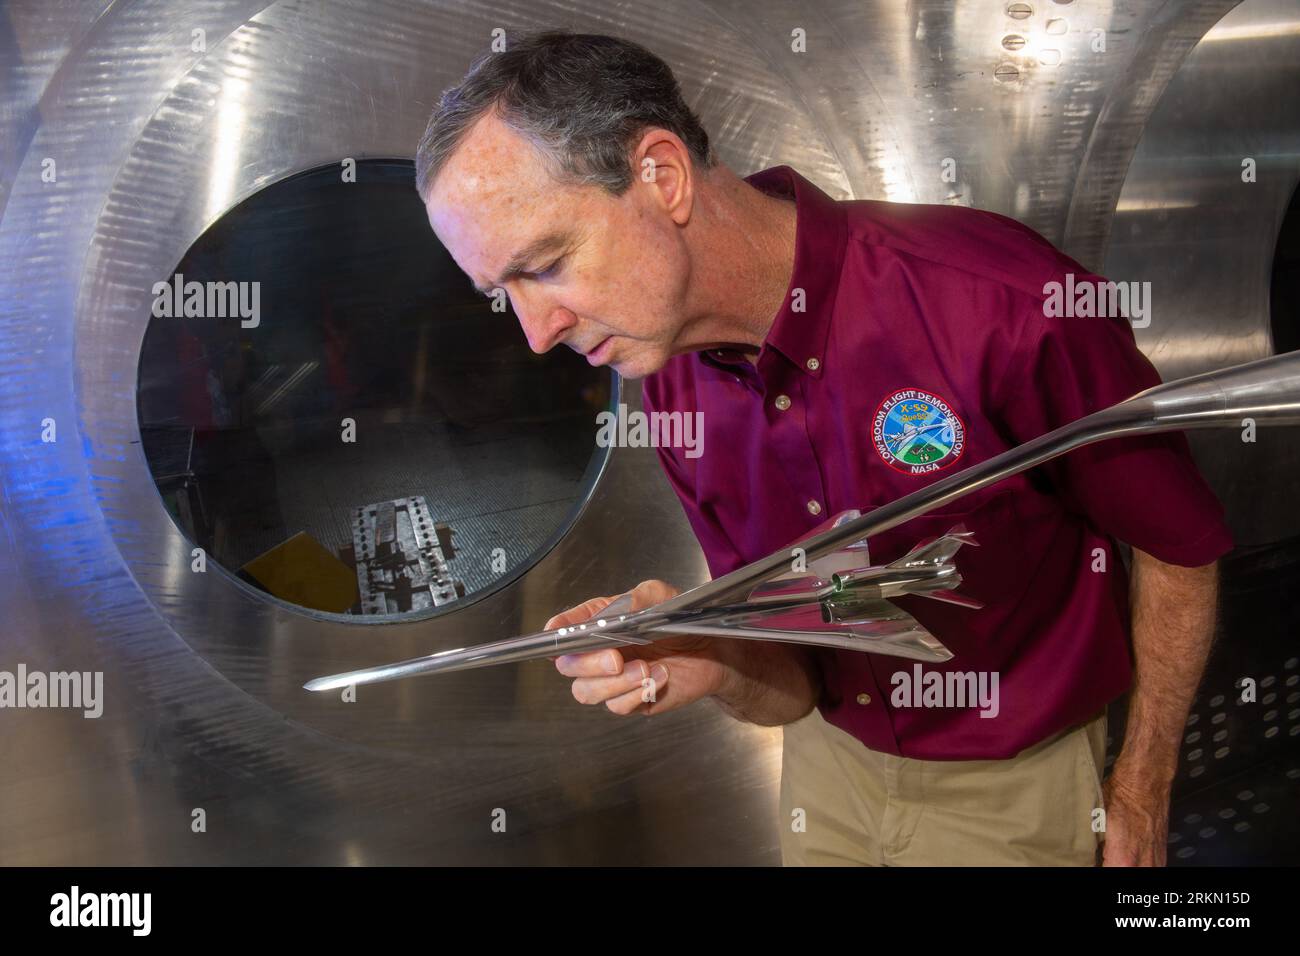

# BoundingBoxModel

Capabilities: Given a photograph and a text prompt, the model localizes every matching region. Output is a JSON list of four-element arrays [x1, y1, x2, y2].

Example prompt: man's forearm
[[710, 640, 823, 726], [1115, 548, 1220, 785]]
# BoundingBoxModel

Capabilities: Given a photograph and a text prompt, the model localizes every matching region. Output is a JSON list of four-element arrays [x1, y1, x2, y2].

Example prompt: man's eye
[[534, 258, 562, 279]]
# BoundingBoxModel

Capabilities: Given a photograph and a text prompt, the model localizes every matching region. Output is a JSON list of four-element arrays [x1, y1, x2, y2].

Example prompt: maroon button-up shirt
[[642, 165, 1234, 760]]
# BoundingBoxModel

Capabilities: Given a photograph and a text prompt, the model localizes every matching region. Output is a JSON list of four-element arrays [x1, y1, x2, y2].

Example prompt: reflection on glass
[[136, 160, 613, 616]]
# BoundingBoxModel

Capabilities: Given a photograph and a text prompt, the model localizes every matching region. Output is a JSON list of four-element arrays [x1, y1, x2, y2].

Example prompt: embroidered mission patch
[[872, 387, 966, 474]]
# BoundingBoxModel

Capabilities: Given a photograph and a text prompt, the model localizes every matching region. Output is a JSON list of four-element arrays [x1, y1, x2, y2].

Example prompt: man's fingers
[[605, 663, 670, 715], [567, 659, 670, 709], [544, 582, 676, 631], [555, 648, 625, 678], [569, 658, 648, 704], [544, 594, 617, 630]]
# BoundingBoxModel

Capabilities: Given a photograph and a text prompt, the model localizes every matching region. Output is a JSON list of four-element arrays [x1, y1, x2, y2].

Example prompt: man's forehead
[[428, 118, 600, 286], [431, 121, 555, 224], [434, 112, 550, 208]]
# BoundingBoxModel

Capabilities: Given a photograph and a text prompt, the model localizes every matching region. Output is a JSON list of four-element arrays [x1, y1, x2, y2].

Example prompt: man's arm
[[1103, 548, 1220, 866]]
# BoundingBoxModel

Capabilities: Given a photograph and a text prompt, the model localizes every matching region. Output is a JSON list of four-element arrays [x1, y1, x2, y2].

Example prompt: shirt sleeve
[[991, 288, 1234, 567]]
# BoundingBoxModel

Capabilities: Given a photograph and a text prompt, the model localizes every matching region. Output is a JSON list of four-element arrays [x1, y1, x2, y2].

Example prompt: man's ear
[[633, 129, 695, 226]]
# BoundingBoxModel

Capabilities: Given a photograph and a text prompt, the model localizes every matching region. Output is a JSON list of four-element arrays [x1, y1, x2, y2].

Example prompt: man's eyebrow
[[472, 230, 573, 295]]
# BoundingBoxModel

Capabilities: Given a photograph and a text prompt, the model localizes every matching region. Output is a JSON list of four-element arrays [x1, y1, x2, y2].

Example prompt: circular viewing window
[[1271, 180, 1300, 357], [136, 159, 614, 617]]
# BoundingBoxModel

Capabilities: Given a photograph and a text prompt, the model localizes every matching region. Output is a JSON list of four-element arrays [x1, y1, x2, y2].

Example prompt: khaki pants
[[779, 707, 1108, 866]]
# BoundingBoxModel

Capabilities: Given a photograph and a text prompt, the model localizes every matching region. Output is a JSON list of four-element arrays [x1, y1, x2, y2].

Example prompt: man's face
[[425, 113, 692, 379]]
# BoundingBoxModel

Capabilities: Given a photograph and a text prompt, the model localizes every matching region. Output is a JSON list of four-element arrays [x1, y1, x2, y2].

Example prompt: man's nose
[[514, 292, 578, 354]]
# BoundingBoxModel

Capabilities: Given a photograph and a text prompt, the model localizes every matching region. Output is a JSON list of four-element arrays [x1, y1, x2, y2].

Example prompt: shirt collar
[[700, 165, 848, 380]]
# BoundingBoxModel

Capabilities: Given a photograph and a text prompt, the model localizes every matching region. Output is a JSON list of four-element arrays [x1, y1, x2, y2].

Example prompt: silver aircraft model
[[306, 350, 1300, 693]]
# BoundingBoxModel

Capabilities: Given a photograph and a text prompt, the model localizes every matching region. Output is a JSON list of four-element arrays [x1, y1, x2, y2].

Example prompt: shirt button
[[856, 693, 872, 705], [806, 357, 820, 371], [774, 394, 791, 411], [806, 499, 822, 516]]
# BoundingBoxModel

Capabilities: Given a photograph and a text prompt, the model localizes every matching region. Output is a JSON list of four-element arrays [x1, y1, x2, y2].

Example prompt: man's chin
[[609, 352, 665, 380]]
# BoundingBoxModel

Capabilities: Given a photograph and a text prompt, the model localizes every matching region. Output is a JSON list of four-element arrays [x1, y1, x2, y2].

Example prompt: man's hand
[[1101, 765, 1171, 866], [546, 579, 825, 724], [546, 579, 733, 716]]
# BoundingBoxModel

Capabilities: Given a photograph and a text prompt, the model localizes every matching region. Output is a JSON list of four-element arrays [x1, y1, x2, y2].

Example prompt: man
[[415, 31, 1232, 866]]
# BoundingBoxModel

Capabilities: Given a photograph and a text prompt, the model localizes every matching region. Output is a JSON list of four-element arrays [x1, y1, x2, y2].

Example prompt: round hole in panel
[[1270, 181, 1300, 354], [135, 159, 614, 618]]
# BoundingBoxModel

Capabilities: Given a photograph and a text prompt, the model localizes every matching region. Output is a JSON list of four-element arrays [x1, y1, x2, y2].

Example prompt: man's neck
[[674, 167, 798, 361]]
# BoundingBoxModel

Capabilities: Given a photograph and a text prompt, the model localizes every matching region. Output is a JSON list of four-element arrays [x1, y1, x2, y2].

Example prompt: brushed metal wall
[[1103, 0, 1300, 546], [1, 0, 1294, 864]]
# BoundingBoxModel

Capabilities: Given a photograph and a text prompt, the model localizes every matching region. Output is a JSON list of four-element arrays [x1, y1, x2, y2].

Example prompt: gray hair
[[415, 31, 716, 201]]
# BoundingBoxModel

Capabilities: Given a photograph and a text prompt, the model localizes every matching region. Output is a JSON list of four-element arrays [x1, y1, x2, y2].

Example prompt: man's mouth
[[585, 336, 613, 365]]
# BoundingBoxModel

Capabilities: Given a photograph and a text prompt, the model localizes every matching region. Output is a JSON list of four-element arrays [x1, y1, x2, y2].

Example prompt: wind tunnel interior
[[0, 0, 1297, 866], [135, 160, 613, 615]]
